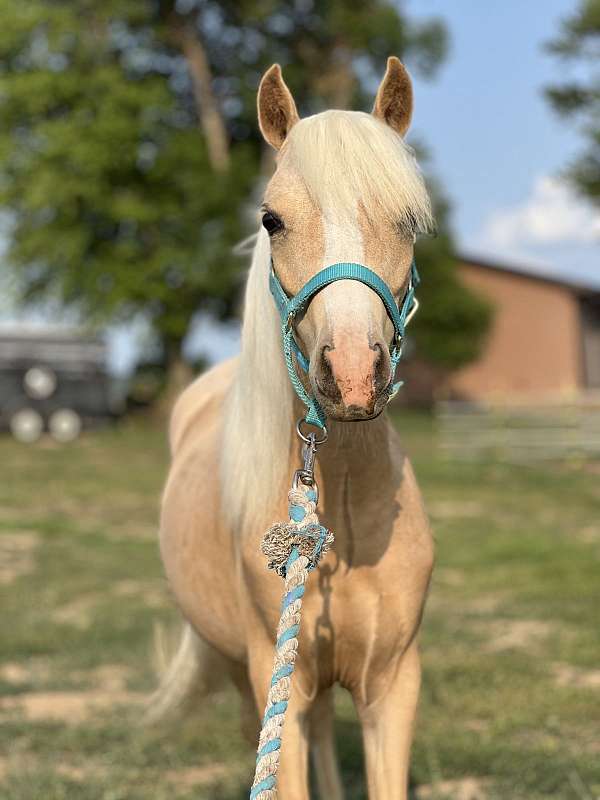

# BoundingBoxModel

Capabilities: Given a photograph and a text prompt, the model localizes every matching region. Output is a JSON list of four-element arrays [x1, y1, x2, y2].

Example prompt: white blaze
[[321, 206, 373, 337]]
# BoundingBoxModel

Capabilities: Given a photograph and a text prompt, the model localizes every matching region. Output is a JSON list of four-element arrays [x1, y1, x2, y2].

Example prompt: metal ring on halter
[[405, 296, 419, 327], [296, 418, 328, 445]]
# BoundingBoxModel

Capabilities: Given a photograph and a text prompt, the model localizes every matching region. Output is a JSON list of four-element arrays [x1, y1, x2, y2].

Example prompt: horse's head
[[258, 58, 432, 422]]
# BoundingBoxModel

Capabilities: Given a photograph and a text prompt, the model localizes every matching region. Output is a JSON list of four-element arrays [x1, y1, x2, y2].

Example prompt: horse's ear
[[373, 57, 413, 137], [257, 64, 299, 150]]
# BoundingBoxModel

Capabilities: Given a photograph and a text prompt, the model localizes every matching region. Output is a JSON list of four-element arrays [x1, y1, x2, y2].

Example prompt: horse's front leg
[[355, 642, 421, 800], [247, 631, 312, 800]]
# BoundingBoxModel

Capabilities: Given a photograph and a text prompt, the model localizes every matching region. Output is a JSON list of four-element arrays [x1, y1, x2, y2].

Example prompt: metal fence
[[437, 397, 600, 461]]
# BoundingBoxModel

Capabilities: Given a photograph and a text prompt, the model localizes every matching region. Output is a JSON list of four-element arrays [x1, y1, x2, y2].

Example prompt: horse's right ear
[[373, 57, 413, 137], [257, 64, 299, 150]]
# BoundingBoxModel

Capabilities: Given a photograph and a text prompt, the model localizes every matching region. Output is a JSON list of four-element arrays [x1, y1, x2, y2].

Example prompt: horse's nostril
[[316, 346, 342, 402], [372, 342, 390, 392], [373, 342, 383, 366]]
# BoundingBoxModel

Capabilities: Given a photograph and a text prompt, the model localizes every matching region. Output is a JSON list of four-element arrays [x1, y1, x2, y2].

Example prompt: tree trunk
[[313, 46, 355, 109], [177, 22, 231, 173], [157, 339, 194, 418]]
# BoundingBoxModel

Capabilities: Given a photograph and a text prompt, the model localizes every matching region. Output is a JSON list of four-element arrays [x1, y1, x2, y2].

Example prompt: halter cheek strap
[[269, 259, 420, 430]]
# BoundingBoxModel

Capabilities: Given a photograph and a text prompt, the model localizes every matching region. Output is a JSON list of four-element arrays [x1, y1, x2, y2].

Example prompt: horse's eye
[[262, 211, 284, 235]]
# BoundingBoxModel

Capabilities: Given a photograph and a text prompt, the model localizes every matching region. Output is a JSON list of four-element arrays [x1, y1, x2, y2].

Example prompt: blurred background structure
[[0, 2, 599, 799]]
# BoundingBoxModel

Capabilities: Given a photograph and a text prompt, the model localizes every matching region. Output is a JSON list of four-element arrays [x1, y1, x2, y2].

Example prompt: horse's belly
[[160, 426, 246, 663]]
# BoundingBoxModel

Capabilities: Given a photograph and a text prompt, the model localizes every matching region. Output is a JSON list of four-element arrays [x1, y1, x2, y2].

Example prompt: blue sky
[[407, 0, 599, 284]]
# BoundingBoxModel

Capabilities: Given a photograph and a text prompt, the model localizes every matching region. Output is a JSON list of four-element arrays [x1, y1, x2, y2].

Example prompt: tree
[[0, 1, 256, 391], [413, 185, 492, 371], [545, 0, 600, 204], [0, 0, 488, 392]]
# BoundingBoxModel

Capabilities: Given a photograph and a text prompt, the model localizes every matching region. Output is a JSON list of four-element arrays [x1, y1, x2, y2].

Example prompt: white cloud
[[476, 176, 600, 250]]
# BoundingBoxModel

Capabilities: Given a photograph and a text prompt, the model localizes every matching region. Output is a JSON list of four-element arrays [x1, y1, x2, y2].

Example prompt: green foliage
[[0, 0, 486, 373], [545, 0, 600, 204], [197, 0, 449, 112], [413, 188, 493, 369], [0, 1, 256, 355], [414, 239, 493, 370]]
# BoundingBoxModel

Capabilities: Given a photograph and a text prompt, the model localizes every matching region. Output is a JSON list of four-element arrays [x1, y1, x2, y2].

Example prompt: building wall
[[581, 297, 600, 388], [448, 262, 583, 400]]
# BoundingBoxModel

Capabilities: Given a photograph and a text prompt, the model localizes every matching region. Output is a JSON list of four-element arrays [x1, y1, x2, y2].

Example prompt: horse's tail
[[144, 622, 225, 724]]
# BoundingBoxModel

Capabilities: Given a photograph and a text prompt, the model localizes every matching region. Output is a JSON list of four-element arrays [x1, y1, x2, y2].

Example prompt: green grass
[[1, 414, 599, 799]]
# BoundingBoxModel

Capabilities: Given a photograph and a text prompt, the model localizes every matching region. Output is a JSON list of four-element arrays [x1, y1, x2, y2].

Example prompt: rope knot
[[260, 482, 333, 578], [261, 521, 333, 578]]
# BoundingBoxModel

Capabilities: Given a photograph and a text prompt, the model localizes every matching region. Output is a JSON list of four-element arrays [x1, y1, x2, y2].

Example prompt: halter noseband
[[269, 259, 420, 430]]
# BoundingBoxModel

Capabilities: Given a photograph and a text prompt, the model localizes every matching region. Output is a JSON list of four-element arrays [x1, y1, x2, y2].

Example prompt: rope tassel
[[249, 482, 334, 799]]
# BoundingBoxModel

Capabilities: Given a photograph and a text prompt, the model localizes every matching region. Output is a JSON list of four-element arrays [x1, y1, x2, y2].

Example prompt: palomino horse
[[153, 57, 434, 799]]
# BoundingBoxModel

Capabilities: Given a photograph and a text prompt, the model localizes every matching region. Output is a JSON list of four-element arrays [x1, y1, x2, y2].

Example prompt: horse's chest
[[298, 562, 425, 704]]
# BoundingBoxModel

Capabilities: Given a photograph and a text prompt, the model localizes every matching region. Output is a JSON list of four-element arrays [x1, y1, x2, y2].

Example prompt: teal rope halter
[[269, 259, 421, 429]]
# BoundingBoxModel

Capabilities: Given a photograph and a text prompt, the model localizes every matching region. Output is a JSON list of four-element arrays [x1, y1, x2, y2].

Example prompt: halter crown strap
[[270, 259, 420, 429]]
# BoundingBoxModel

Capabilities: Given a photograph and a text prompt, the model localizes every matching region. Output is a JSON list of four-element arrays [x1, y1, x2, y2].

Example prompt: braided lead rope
[[250, 483, 334, 800]]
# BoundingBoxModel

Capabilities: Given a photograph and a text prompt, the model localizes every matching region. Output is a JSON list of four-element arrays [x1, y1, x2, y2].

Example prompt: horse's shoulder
[[169, 357, 238, 454]]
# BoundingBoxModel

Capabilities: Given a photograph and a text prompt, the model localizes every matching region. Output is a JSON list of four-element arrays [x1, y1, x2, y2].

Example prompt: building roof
[[458, 251, 600, 295]]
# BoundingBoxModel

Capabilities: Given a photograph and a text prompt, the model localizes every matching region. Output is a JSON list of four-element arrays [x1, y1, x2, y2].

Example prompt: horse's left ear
[[258, 64, 300, 150], [373, 57, 413, 137]]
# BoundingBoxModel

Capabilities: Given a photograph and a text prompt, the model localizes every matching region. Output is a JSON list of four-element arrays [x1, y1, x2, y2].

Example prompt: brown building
[[406, 255, 600, 403]]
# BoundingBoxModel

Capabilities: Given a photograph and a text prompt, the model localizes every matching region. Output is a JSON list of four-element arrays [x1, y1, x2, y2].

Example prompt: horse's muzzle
[[312, 339, 391, 421]]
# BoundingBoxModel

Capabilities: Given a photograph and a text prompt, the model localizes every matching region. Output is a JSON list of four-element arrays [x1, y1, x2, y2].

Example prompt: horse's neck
[[314, 412, 393, 485]]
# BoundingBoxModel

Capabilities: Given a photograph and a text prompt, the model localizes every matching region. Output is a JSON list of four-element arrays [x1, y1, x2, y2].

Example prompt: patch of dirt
[[428, 569, 508, 617], [427, 500, 485, 521], [91, 663, 132, 691], [1, 754, 111, 784], [416, 777, 490, 799], [53, 595, 99, 629], [2, 754, 231, 788], [577, 524, 600, 543], [113, 579, 167, 607], [36, 437, 62, 450], [165, 764, 230, 788], [1, 658, 133, 695], [55, 763, 88, 782], [107, 522, 158, 541], [0, 507, 30, 522], [467, 594, 506, 615], [0, 532, 40, 584], [0, 659, 140, 722], [53, 582, 166, 629], [0, 688, 144, 723], [484, 619, 552, 653], [0, 662, 29, 684], [553, 663, 600, 689], [434, 568, 465, 587], [0, 657, 54, 686], [465, 719, 489, 733]]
